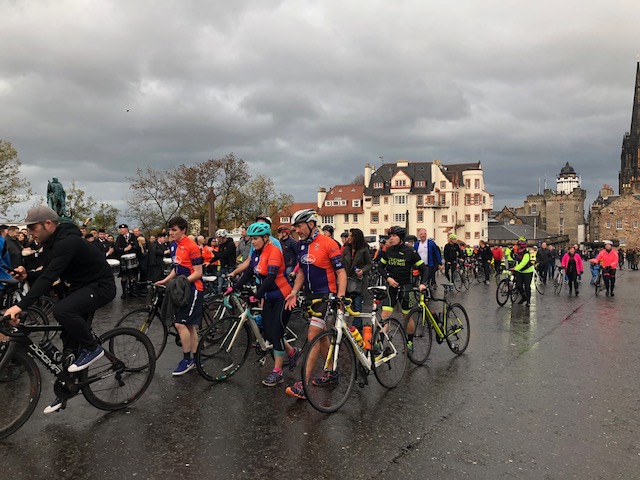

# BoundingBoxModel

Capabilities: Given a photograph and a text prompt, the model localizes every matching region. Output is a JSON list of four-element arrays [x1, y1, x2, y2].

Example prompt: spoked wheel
[[195, 316, 250, 382], [83, 327, 156, 410], [445, 304, 470, 355], [22, 306, 50, 345], [460, 270, 470, 291], [534, 275, 546, 295], [509, 282, 521, 304], [595, 276, 603, 296], [116, 308, 168, 360], [301, 330, 356, 413], [0, 346, 42, 440], [452, 271, 463, 291], [553, 273, 563, 295], [403, 307, 432, 365], [373, 317, 408, 388], [496, 278, 510, 306], [201, 299, 227, 331]]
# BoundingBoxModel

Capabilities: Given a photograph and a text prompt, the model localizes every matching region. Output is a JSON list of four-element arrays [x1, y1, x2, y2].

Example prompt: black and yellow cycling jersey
[[379, 244, 428, 285]]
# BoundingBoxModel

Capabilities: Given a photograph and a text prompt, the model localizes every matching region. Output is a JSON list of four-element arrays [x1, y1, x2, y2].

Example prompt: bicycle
[[301, 287, 408, 413], [593, 266, 604, 296], [0, 310, 156, 440], [194, 287, 304, 382], [402, 284, 470, 364], [496, 271, 521, 306], [552, 266, 565, 295], [532, 268, 546, 295]]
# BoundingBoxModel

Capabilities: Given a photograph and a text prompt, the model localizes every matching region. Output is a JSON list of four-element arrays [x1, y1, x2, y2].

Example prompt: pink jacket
[[561, 252, 584, 275], [593, 249, 619, 269]]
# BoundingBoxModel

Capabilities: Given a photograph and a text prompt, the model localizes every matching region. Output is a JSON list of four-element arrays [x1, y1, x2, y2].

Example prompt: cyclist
[[277, 225, 298, 283], [379, 226, 428, 353], [227, 222, 301, 387], [209, 229, 236, 294], [590, 240, 619, 296], [512, 238, 534, 307], [561, 245, 584, 296], [321, 224, 342, 249], [443, 234, 461, 282], [284, 209, 346, 400], [3, 205, 116, 413], [229, 214, 281, 278]]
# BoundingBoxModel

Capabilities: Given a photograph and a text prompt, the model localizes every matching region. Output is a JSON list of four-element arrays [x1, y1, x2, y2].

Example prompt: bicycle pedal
[[258, 356, 266, 366]]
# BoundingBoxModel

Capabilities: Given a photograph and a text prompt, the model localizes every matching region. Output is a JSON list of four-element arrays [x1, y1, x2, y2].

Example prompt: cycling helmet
[[517, 239, 528, 249], [246, 222, 272, 237], [379, 239, 387, 245], [340, 231, 349, 238], [277, 225, 291, 233], [449, 233, 457, 240], [388, 226, 406, 240], [255, 213, 272, 225], [322, 225, 334, 234], [215, 229, 228, 237], [291, 209, 319, 225], [603, 240, 613, 245], [518, 236, 526, 242]]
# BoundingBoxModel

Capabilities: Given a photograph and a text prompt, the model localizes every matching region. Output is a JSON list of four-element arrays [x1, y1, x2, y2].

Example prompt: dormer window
[[394, 179, 407, 187], [373, 182, 383, 189]]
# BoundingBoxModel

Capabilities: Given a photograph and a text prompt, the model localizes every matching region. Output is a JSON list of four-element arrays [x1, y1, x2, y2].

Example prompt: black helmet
[[388, 226, 406, 240], [322, 225, 334, 234]]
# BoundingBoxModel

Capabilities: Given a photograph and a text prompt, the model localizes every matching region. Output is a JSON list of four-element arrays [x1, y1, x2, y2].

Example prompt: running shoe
[[67, 346, 104, 373], [285, 381, 306, 399], [262, 370, 284, 387], [312, 370, 339, 386], [43, 397, 64, 414], [172, 358, 195, 376]]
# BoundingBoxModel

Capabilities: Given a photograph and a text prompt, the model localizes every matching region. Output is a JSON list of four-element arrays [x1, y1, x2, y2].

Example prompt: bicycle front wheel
[[0, 345, 42, 440], [595, 276, 602, 296], [496, 278, 510, 306], [82, 327, 156, 411], [403, 307, 432, 365], [535, 274, 546, 295], [116, 308, 168, 360], [302, 330, 356, 413], [554, 274, 563, 295], [373, 317, 408, 388], [445, 304, 470, 354], [195, 316, 250, 382], [452, 270, 462, 291]]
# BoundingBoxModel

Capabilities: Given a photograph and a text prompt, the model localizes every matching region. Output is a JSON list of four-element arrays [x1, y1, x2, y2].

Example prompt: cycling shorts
[[382, 285, 415, 315]]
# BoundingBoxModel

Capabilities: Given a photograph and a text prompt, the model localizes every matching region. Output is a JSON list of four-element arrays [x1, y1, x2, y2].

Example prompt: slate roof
[[364, 162, 434, 195]]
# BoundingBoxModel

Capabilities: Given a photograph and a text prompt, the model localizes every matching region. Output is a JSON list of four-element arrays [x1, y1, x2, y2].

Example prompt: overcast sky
[[1, 0, 639, 222]]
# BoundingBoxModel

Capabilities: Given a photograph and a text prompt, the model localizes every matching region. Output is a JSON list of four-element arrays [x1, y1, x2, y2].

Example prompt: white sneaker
[[43, 397, 64, 414]]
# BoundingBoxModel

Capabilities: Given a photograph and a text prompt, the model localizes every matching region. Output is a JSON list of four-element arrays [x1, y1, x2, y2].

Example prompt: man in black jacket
[[210, 229, 236, 293], [4, 206, 116, 413], [536, 241, 551, 284]]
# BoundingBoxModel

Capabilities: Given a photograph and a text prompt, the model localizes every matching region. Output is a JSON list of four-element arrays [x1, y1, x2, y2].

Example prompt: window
[[465, 214, 471, 222], [352, 199, 361, 207], [394, 179, 407, 187], [575, 205, 580, 212], [417, 195, 423, 206], [531, 204, 537, 214], [394, 213, 406, 223], [426, 196, 435, 205], [439, 194, 446, 205], [634, 221, 639, 229], [373, 182, 383, 189], [474, 214, 480, 222], [619, 237, 626, 245], [394, 195, 407, 205], [384, 196, 389, 204], [453, 192, 459, 206], [483, 196, 486, 205], [344, 214, 349, 223], [474, 179, 480, 189], [332, 200, 339, 206], [322, 216, 334, 224], [340, 200, 347, 206], [465, 194, 471, 206], [371, 212, 379, 223], [441, 215, 448, 223], [384, 215, 389, 222], [280, 216, 290, 223], [370, 229, 377, 234], [559, 218, 564, 227], [474, 232, 480, 239], [606, 221, 611, 229], [373, 195, 380, 205], [417, 211, 424, 222], [482, 213, 485, 221], [474, 194, 481, 205], [465, 179, 470, 188], [465, 232, 471, 240], [559, 203, 565, 213], [324, 201, 331, 207], [352, 213, 358, 223], [440, 181, 446, 189], [616, 219, 623, 230], [415, 180, 426, 188]]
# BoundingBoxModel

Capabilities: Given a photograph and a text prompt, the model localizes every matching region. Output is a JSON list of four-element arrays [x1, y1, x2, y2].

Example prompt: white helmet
[[216, 229, 228, 237], [292, 209, 319, 225], [603, 240, 613, 245]]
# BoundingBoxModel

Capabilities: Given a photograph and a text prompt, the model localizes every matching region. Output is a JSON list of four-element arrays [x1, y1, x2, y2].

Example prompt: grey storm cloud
[[1, 0, 638, 221]]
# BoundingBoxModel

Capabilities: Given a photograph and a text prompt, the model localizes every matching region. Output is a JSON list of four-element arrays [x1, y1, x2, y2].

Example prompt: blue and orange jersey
[[297, 232, 344, 294], [251, 243, 292, 301], [170, 236, 204, 291]]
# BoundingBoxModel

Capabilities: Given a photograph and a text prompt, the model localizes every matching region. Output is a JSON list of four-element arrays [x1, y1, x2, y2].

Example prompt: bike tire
[[301, 330, 356, 413], [116, 307, 168, 360], [22, 306, 50, 345], [83, 327, 156, 411], [195, 316, 251, 382], [373, 317, 408, 388], [509, 282, 521, 303], [535, 275, 546, 295], [0, 345, 42, 440], [460, 270, 470, 291], [496, 278, 510, 306], [553, 273, 563, 295], [445, 303, 470, 355], [452, 270, 462, 291], [403, 307, 432, 365], [595, 276, 602, 296]]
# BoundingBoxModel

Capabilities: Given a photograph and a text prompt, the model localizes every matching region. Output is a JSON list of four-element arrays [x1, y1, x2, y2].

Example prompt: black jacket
[[147, 241, 166, 267], [211, 237, 237, 269], [6, 235, 23, 269], [17, 222, 114, 310]]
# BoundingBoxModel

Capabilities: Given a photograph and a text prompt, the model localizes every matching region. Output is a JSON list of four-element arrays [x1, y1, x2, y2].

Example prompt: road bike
[[552, 266, 565, 295], [451, 261, 469, 292], [300, 287, 408, 413], [532, 268, 546, 295], [496, 271, 521, 306], [0, 310, 156, 440], [194, 287, 304, 382], [403, 284, 470, 364]]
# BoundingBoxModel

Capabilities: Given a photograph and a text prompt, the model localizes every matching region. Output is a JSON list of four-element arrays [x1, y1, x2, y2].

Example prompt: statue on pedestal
[[47, 177, 69, 218]]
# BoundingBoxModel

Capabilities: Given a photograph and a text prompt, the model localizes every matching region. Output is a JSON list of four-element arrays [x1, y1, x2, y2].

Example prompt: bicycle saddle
[[202, 275, 217, 283], [441, 283, 455, 291]]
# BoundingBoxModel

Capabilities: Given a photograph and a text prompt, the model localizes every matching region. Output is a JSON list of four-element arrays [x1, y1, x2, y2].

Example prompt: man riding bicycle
[[3, 206, 116, 413], [443, 233, 462, 282], [590, 240, 619, 296]]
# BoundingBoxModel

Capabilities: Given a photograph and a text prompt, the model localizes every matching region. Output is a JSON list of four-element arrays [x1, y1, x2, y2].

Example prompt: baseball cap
[[23, 206, 59, 225], [118, 224, 128, 229]]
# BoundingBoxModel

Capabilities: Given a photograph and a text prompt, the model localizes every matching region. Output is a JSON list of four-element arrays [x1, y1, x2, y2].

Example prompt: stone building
[[619, 62, 640, 194], [589, 187, 640, 248]]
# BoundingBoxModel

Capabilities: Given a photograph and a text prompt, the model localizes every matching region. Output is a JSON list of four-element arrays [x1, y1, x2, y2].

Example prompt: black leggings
[[515, 271, 533, 302], [603, 268, 616, 292], [566, 270, 579, 292], [262, 297, 292, 352], [53, 280, 116, 351]]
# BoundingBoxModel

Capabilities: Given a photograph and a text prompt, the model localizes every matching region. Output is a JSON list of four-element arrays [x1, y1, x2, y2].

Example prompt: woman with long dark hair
[[341, 228, 373, 331]]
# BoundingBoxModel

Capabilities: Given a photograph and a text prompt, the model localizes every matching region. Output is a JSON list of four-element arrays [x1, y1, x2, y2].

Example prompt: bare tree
[[0, 140, 32, 217], [126, 166, 183, 231]]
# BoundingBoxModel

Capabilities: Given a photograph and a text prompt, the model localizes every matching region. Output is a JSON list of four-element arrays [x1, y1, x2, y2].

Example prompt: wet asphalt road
[[2, 271, 639, 479]]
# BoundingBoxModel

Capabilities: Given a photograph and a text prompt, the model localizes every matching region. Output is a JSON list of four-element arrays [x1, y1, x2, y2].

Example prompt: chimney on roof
[[433, 159, 442, 167], [317, 187, 327, 209], [397, 159, 409, 167], [364, 163, 373, 188]]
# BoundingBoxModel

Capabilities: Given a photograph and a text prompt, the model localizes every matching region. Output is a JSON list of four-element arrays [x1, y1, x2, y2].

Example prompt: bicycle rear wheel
[[373, 317, 408, 388], [21, 306, 50, 345], [0, 346, 42, 440], [496, 278, 510, 306], [403, 307, 432, 365], [509, 282, 521, 303], [452, 270, 462, 291], [445, 304, 470, 354], [595, 275, 603, 296], [302, 330, 356, 413], [460, 270, 470, 291], [82, 327, 156, 411], [195, 316, 250, 381], [116, 307, 168, 360]]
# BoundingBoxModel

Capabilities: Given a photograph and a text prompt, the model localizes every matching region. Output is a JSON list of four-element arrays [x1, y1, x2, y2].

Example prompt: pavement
[[1, 270, 639, 479]]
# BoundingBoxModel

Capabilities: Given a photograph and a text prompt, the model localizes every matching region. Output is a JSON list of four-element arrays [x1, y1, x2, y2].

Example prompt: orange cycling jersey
[[170, 236, 204, 291]]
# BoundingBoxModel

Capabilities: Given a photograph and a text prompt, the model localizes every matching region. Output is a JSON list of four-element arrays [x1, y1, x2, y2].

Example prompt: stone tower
[[619, 62, 640, 194]]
